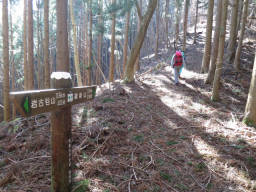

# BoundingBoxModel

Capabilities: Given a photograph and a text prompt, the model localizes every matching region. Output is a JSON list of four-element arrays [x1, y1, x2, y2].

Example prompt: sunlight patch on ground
[[193, 137, 256, 191], [193, 136, 220, 158]]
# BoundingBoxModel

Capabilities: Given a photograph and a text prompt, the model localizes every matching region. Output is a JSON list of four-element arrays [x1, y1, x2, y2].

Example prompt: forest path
[[69, 51, 256, 191]]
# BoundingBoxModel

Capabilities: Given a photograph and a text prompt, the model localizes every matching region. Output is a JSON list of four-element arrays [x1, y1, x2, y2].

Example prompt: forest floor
[[0, 32, 256, 192]]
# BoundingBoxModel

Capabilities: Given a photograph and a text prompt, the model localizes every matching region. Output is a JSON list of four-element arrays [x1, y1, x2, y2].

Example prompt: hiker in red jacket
[[171, 50, 186, 85]]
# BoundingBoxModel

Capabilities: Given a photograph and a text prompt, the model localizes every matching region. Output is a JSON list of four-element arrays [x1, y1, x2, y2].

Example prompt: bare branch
[[135, 0, 142, 21]]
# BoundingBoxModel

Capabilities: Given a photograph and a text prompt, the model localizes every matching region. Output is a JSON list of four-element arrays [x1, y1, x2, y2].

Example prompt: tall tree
[[243, 53, 256, 126], [84, 5, 89, 85], [227, 0, 239, 62], [175, 0, 181, 42], [37, 0, 41, 89], [235, 0, 244, 38], [182, 0, 189, 51], [155, 0, 159, 57], [27, 0, 34, 90], [70, 0, 82, 86], [193, 0, 199, 44], [205, 0, 222, 84], [211, 0, 228, 101], [124, 0, 158, 83], [88, 0, 92, 85], [201, 0, 214, 73], [96, 0, 103, 84], [23, 0, 28, 90], [234, 0, 249, 71], [10, 1, 16, 119], [109, 0, 116, 82], [44, 0, 50, 88], [165, 0, 170, 48], [2, 0, 10, 121], [134, 0, 142, 72], [123, 2, 131, 77]]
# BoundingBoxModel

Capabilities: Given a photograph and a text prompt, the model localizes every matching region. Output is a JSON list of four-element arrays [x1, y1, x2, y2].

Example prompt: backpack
[[174, 51, 183, 67]]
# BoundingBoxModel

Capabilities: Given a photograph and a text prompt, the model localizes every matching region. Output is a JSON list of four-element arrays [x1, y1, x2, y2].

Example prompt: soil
[[0, 32, 256, 192]]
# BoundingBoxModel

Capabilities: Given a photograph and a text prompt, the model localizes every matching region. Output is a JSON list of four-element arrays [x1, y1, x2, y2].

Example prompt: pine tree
[[96, 0, 103, 85], [243, 53, 256, 126], [201, 0, 214, 73], [2, 0, 10, 121], [227, 0, 239, 62], [234, 0, 249, 71], [44, 0, 50, 88], [155, 0, 159, 57], [211, 0, 228, 101], [205, 0, 222, 84], [109, 0, 116, 82], [28, 0, 34, 89], [193, 0, 199, 44], [23, 0, 28, 90], [70, 0, 82, 86], [182, 0, 189, 51], [123, 1, 131, 77]]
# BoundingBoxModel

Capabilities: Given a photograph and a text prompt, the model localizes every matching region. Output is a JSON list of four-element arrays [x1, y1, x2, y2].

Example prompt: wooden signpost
[[10, 72, 97, 192]]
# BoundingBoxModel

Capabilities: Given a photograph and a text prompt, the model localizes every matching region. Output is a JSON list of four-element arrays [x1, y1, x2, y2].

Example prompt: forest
[[0, 0, 256, 191]]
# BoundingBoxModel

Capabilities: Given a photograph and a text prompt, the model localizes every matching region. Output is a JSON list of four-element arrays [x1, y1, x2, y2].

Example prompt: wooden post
[[50, 72, 72, 192]]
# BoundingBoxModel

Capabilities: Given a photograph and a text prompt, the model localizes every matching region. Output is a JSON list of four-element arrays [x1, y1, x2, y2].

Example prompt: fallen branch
[[88, 131, 114, 161]]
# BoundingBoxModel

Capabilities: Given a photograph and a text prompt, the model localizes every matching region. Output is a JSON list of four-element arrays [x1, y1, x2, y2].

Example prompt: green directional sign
[[22, 96, 30, 114], [10, 85, 97, 117]]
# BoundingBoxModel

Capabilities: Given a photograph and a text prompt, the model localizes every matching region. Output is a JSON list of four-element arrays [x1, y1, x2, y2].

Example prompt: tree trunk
[[134, 0, 142, 72], [227, 0, 239, 63], [124, 0, 158, 83], [23, 0, 28, 90], [155, 0, 159, 57], [205, 0, 222, 84], [243, 53, 256, 126], [70, 0, 82, 86], [182, 0, 189, 51], [234, 0, 248, 71], [44, 0, 50, 88], [193, 0, 199, 44], [96, 0, 103, 85], [175, 0, 180, 42], [200, 0, 214, 73], [123, 8, 130, 77], [88, 0, 92, 85], [37, 0, 41, 89], [28, 0, 34, 90], [84, 6, 89, 85], [109, 0, 116, 82], [211, 0, 228, 101], [235, 0, 244, 38], [10, 3, 16, 119], [2, 0, 10, 121], [165, 0, 170, 48]]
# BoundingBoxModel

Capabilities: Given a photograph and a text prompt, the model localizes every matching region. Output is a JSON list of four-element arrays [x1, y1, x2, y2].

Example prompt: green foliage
[[102, 97, 115, 103], [167, 140, 179, 146], [243, 118, 256, 128], [160, 171, 172, 182], [73, 179, 90, 192], [133, 134, 144, 143], [195, 162, 206, 172]]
